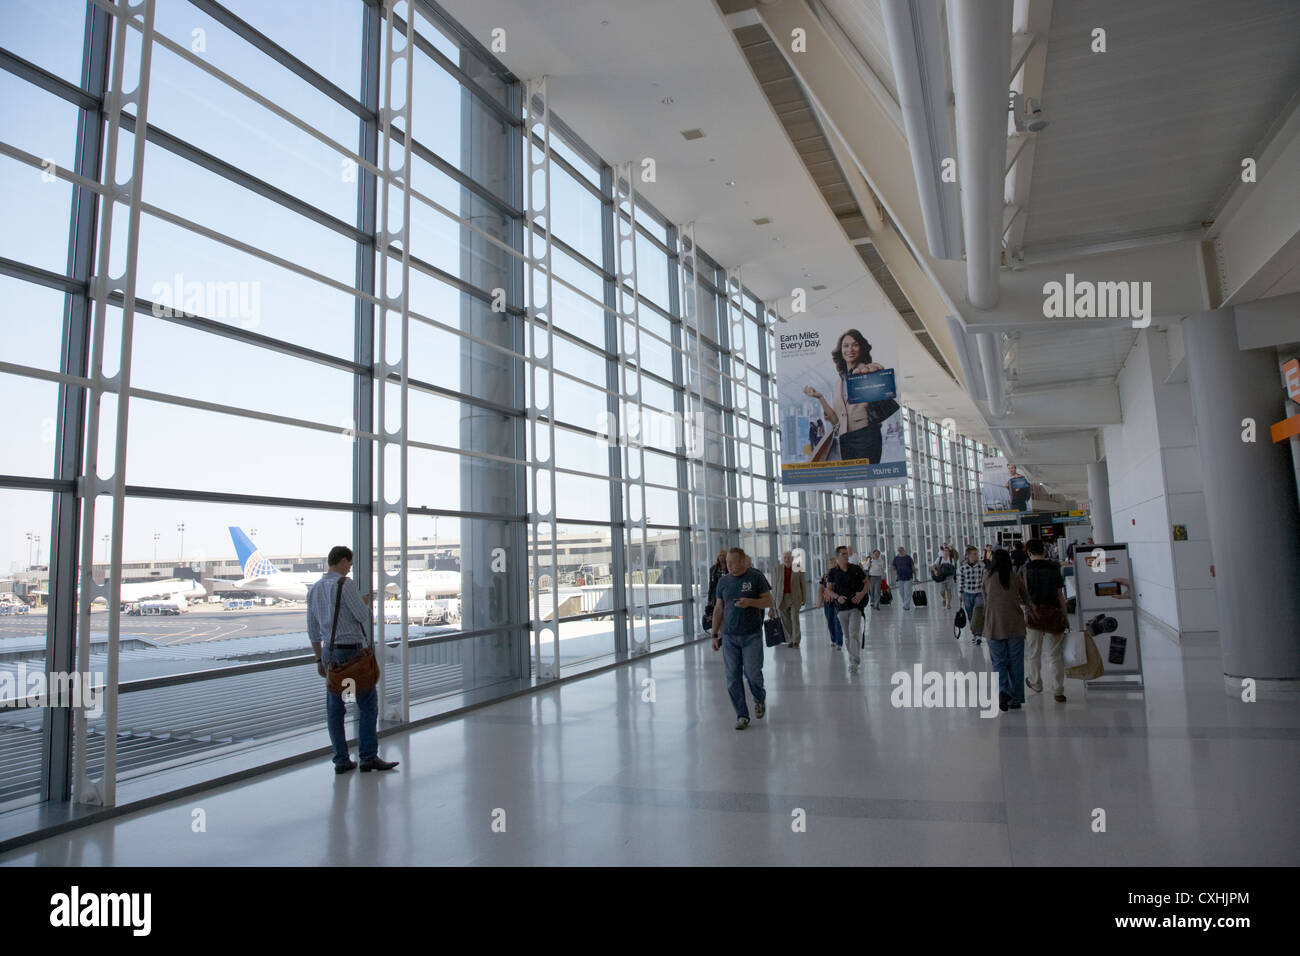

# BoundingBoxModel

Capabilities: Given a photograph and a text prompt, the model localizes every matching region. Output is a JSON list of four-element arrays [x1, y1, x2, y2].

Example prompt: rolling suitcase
[[913, 589, 927, 607]]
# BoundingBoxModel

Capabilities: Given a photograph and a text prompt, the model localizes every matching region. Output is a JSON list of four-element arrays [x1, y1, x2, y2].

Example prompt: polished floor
[[3, 602, 1296, 865]]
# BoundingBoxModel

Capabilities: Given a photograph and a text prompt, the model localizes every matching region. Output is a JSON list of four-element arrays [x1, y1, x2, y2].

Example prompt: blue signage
[[845, 369, 897, 404]]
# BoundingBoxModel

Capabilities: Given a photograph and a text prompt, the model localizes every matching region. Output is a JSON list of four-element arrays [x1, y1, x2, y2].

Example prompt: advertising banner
[[982, 455, 1033, 513], [776, 317, 906, 491]]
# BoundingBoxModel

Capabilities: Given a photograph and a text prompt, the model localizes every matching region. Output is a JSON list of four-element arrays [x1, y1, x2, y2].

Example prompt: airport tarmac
[[0, 606, 311, 646]]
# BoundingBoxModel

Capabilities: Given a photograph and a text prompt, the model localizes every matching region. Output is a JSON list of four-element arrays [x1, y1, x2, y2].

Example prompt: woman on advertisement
[[802, 329, 899, 463]]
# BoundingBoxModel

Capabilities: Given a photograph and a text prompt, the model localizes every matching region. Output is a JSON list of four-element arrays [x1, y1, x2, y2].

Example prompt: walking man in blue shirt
[[711, 547, 774, 730], [307, 545, 399, 773]]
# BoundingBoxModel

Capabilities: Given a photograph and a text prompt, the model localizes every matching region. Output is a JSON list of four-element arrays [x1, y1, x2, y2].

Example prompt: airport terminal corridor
[[2, 0, 1298, 903], [4, 605, 1292, 867]]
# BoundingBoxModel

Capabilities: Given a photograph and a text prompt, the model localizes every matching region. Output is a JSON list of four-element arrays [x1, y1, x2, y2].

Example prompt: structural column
[[1183, 308, 1300, 690], [1086, 459, 1113, 543]]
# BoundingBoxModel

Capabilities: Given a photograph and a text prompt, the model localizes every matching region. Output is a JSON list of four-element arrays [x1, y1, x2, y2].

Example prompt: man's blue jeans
[[721, 631, 765, 719], [988, 636, 1025, 705], [823, 602, 843, 645], [962, 591, 984, 636], [324, 645, 378, 764]]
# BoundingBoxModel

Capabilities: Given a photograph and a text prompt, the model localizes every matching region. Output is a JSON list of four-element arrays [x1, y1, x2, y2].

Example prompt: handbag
[[764, 616, 786, 647], [1027, 602, 1069, 634], [1064, 629, 1086, 667], [953, 606, 966, 639], [866, 398, 900, 425], [325, 576, 380, 695], [1065, 631, 1103, 681]]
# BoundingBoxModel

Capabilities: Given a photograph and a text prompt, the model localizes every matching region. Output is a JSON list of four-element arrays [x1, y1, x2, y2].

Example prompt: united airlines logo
[[244, 551, 277, 578]]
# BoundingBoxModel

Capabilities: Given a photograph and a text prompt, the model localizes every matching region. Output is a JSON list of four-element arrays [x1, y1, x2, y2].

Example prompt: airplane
[[113, 577, 206, 605], [219, 527, 461, 602]]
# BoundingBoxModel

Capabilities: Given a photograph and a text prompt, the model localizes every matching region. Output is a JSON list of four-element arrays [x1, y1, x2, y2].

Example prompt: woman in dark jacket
[[704, 550, 726, 633], [983, 548, 1030, 711]]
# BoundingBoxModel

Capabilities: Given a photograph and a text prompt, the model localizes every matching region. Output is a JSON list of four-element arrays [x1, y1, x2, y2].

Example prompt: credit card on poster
[[845, 369, 896, 404]]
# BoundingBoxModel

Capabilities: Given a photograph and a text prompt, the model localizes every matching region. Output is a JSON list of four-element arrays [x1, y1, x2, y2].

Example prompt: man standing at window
[[307, 545, 399, 773], [712, 548, 774, 730]]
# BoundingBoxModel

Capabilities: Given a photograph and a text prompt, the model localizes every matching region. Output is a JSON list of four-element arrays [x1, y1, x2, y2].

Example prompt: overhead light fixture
[[725, 179, 736, 186], [681, 128, 705, 140], [661, 97, 674, 105]]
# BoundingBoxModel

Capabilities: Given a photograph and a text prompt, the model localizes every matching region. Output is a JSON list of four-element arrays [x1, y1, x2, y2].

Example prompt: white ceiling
[[817, 0, 897, 103], [437, 0, 985, 435], [1023, 0, 1300, 250]]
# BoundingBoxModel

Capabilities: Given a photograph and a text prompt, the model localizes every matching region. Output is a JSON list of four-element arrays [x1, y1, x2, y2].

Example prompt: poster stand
[[1072, 542, 1145, 693]]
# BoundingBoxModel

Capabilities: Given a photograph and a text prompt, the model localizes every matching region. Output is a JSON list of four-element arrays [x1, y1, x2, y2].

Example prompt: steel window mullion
[[614, 163, 651, 658], [524, 76, 561, 681], [0, 256, 87, 295], [375, 0, 415, 722], [118, 290, 365, 375], [43, 0, 111, 805], [392, 124, 523, 220], [667, 223, 693, 633], [74, 0, 158, 810], [123, 484, 360, 511], [396, 6, 520, 130], [0, 46, 102, 111], [602, 163, 627, 659], [184, 0, 371, 120], [117, 111, 367, 243]]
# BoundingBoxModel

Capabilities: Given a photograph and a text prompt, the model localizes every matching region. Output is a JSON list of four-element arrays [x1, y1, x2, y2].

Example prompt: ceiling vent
[[680, 128, 705, 140], [752, 216, 772, 225]]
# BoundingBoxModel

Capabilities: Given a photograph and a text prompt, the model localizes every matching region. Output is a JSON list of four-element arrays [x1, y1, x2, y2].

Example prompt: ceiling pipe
[[948, 0, 1013, 414], [976, 330, 1008, 417], [880, 0, 963, 261]]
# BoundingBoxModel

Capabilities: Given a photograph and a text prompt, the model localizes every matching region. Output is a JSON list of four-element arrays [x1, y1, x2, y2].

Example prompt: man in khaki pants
[[771, 550, 807, 647]]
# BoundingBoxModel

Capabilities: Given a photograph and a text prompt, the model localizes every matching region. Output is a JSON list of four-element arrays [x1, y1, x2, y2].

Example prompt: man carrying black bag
[[711, 547, 774, 730]]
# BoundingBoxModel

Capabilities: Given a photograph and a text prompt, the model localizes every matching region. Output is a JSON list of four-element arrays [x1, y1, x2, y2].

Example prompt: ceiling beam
[[1204, 95, 1300, 308], [982, 382, 1122, 427], [753, 0, 972, 376]]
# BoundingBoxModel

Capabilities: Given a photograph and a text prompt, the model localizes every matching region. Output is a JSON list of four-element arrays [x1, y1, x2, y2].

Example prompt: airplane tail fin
[[228, 526, 277, 579]]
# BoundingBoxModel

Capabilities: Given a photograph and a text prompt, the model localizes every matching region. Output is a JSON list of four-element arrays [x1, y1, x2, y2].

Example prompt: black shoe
[[1009, 702, 1022, 710], [998, 692, 1009, 712], [359, 758, 399, 772], [334, 759, 357, 774]]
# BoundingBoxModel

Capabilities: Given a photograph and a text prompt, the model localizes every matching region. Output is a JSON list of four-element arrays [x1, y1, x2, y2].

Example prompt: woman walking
[[983, 548, 1030, 711], [704, 550, 726, 635]]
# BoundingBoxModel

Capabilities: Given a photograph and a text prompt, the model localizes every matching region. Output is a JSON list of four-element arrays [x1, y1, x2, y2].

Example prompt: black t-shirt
[[1024, 559, 1064, 606], [714, 568, 772, 634], [825, 564, 868, 608]]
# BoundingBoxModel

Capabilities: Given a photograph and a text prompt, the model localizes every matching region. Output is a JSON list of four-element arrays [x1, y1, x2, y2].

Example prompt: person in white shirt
[[865, 549, 887, 609]]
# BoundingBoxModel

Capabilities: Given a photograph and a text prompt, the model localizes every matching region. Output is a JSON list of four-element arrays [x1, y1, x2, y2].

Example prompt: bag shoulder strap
[[328, 575, 344, 652]]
